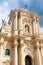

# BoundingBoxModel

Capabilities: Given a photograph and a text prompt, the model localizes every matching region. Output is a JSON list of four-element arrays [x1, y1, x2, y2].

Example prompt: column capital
[[40, 43, 43, 48], [19, 43, 25, 47], [14, 12, 18, 17], [15, 11, 18, 15], [36, 42, 40, 48], [20, 39, 25, 47], [10, 10, 18, 17], [14, 40, 18, 47], [36, 17, 39, 22]]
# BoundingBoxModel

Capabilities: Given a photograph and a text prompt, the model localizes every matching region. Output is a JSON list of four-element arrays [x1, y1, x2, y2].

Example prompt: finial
[[24, 4, 28, 9]]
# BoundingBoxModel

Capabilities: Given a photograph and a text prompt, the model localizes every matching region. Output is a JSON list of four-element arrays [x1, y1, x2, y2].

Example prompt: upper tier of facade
[[0, 8, 43, 42]]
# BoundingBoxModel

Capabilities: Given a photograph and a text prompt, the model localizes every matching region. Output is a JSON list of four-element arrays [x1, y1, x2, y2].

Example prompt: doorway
[[25, 55, 32, 65]]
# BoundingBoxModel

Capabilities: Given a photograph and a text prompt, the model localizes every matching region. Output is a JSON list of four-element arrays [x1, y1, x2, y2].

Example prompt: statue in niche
[[2, 19, 6, 26], [25, 25, 29, 32]]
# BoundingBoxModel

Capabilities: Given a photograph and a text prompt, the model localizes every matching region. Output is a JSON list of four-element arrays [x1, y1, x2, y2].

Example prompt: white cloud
[[0, 6, 4, 12], [0, 9, 9, 27], [3, 1, 8, 7], [0, 1, 10, 28], [22, 0, 32, 5]]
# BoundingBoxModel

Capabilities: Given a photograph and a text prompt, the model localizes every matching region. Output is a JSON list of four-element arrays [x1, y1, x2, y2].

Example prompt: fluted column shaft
[[1, 38, 4, 65], [29, 23, 32, 34], [0, 45, 1, 65], [19, 13, 23, 30], [19, 12, 23, 36], [36, 18, 39, 33], [36, 42, 42, 65], [36, 22, 38, 33], [33, 16, 36, 34], [1, 43, 3, 65], [11, 12, 18, 35], [10, 43, 14, 65], [14, 12, 18, 35], [33, 16, 39, 34], [40, 42, 43, 65], [34, 48, 37, 65], [14, 40, 18, 65], [10, 40, 18, 65], [14, 12, 18, 30], [18, 39, 25, 65], [11, 16, 14, 35]]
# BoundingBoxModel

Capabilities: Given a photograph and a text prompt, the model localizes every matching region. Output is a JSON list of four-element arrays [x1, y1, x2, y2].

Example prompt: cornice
[[10, 9, 18, 17], [10, 8, 30, 17], [0, 33, 18, 42], [0, 32, 43, 43], [31, 13, 39, 18]]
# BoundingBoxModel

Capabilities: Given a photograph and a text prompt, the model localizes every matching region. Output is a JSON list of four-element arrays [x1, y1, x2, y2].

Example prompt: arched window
[[5, 49, 10, 55], [25, 25, 29, 32]]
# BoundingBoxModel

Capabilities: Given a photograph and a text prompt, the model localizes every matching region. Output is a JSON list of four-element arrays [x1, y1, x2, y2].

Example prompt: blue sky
[[0, 0, 43, 32]]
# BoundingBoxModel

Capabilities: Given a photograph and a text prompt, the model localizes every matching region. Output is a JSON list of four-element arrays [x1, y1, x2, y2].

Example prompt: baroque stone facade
[[0, 8, 43, 65]]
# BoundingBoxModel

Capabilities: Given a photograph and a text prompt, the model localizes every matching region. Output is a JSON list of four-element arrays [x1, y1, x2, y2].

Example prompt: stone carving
[[2, 19, 6, 26]]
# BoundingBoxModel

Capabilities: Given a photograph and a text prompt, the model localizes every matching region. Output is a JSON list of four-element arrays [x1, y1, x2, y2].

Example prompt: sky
[[0, 0, 43, 32]]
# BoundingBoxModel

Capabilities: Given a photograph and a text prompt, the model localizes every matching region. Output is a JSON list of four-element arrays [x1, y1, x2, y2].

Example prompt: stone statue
[[2, 19, 6, 26]]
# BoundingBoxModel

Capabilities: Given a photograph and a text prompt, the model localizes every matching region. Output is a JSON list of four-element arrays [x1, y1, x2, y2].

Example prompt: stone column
[[19, 12, 23, 35], [10, 46, 14, 65], [36, 18, 39, 33], [40, 42, 43, 65], [0, 45, 1, 65], [19, 12, 23, 30], [0, 38, 4, 65], [10, 42, 14, 65], [14, 12, 18, 35], [33, 16, 36, 34], [34, 47, 38, 65], [32, 22, 34, 34], [36, 42, 42, 65], [11, 16, 14, 34], [36, 22, 38, 33], [18, 39, 25, 65], [11, 12, 18, 35], [29, 23, 32, 34], [10, 40, 18, 65], [14, 12, 18, 30], [29, 19, 33, 34], [1, 44, 3, 65], [14, 40, 18, 65]]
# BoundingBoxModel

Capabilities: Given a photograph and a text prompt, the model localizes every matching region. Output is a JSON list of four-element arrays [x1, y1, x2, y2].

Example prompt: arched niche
[[25, 24, 29, 32]]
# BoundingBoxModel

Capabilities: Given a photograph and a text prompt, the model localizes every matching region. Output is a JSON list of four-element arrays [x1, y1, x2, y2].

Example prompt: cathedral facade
[[0, 9, 43, 65]]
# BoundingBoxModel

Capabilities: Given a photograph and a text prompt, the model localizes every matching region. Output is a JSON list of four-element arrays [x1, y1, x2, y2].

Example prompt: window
[[25, 25, 29, 32], [5, 49, 10, 55]]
